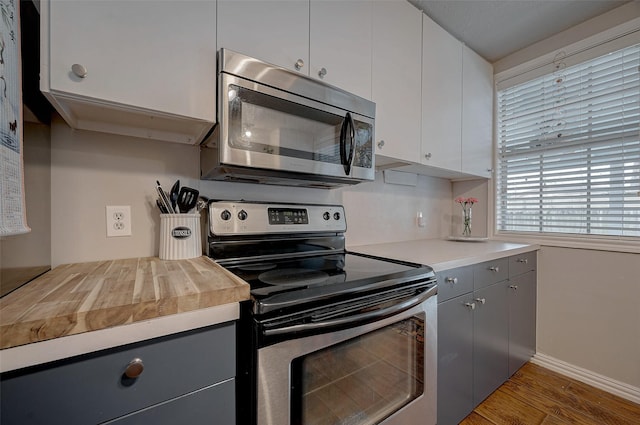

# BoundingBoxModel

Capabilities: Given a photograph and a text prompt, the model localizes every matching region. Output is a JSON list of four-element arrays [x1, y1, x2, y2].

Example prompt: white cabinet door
[[42, 0, 216, 144], [217, 0, 309, 73], [462, 45, 494, 178], [372, 0, 422, 164], [309, 0, 372, 99], [421, 14, 462, 170]]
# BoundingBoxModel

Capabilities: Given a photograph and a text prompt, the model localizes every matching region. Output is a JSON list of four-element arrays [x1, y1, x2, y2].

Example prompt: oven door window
[[290, 315, 424, 425], [227, 84, 373, 169]]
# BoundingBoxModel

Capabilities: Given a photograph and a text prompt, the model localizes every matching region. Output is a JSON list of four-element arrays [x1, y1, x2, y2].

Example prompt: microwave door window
[[228, 85, 345, 165]]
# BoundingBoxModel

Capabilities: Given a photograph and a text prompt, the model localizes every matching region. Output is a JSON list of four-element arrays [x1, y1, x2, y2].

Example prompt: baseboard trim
[[532, 352, 640, 404]]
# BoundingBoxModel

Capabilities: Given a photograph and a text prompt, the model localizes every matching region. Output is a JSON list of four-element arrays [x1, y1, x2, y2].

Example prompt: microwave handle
[[340, 112, 355, 175]]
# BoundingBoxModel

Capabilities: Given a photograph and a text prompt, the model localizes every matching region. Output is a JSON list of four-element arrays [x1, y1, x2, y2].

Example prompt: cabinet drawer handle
[[509, 285, 518, 290], [517, 258, 528, 264], [464, 302, 476, 310], [489, 266, 500, 272], [377, 140, 385, 149], [445, 277, 458, 284], [71, 63, 88, 78], [318, 67, 327, 79], [294, 59, 304, 70], [474, 297, 486, 304], [425, 152, 432, 160], [124, 358, 144, 379]]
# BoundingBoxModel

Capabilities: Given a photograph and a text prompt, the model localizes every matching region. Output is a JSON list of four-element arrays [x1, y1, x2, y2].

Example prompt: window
[[496, 43, 640, 239]]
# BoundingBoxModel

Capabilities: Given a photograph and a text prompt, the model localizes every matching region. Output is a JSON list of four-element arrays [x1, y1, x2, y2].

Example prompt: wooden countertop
[[0, 256, 250, 351]]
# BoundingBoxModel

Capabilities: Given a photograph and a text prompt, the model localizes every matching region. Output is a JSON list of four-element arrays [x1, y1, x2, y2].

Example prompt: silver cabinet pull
[[377, 140, 385, 149], [489, 266, 500, 272], [71, 63, 88, 78], [509, 285, 518, 290], [464, 302, 476, 310], [475, 297, 486, 304], [124, 358, 144, 379], [445, 277, 458, 284], [318, 67, 327, 78], [294, 59, 304, 70], [517, 258, 528, 264], [425, 152, 432, 160]]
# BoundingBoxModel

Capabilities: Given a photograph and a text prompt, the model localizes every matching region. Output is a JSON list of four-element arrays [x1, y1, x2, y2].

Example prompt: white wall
[[537, 246, 640, 389], [50, 115, 452, 265], [494, 3, 640, 396]]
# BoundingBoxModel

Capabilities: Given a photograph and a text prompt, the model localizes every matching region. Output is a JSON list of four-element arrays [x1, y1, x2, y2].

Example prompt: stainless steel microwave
[[200, 49, 376, 188]]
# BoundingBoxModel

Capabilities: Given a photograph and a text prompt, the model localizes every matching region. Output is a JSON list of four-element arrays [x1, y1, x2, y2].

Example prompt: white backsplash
[[50, 115, 455, 265]]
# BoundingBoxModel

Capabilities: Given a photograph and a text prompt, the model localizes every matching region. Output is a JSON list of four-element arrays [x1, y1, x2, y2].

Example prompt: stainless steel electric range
[[205, 201, 437, 425]]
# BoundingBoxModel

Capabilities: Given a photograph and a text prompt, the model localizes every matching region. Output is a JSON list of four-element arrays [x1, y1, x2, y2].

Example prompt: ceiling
[[408, 0, 632, 63]]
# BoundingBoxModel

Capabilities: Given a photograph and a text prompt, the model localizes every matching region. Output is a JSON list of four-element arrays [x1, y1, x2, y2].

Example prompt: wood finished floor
[[459, 362, 640, 425]]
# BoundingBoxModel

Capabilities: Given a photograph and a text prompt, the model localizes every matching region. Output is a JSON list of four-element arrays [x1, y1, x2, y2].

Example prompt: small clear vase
[[462, 207, 472, 237]]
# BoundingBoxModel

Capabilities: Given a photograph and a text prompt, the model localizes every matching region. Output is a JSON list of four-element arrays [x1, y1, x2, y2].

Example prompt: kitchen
[[1, 0, 639, 424]]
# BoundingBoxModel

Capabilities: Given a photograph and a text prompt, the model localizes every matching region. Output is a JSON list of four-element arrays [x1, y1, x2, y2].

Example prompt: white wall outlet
[[106, 205, 132, 237]]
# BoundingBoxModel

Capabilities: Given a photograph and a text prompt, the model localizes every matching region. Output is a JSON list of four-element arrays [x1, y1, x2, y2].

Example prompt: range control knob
[[238, 209, 248, 221], [220, 210, 231, 221], [323, 212, 331, 221], [333, 212, 341, 220]]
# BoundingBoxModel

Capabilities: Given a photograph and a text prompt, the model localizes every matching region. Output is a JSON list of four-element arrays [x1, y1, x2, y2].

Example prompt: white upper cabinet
[[217, 0, 372, 99], [462, 45, 494, 178], [421, 14, 463, 171], [41, 0, 216, 144], [420, 14, 493, 179], [216, 0, 310, 74], [309, 0, 372, 99], [372, 0, 422, 165]]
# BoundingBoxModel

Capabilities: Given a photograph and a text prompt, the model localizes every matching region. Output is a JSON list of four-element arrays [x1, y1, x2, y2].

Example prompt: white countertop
[[348, 238, 539, 271]]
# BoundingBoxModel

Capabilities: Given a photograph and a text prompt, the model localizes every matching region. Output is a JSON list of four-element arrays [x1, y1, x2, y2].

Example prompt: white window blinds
[[496, 43, 640, 238]]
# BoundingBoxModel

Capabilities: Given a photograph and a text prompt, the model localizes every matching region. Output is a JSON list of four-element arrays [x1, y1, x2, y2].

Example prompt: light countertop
[[0, 256, 250, 373], [348, 238, 539, 271]]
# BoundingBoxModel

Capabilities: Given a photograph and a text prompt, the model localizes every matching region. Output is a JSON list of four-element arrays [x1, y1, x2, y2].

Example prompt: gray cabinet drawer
[[437, 266, 473, 303], [0, 322, 235, 425], [509, 251, 537, 277], [473, 258, 508, 289], [106, 379, 235, 425]]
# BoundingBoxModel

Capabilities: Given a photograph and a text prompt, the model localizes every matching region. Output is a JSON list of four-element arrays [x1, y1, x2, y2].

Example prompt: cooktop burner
[[258, 268, 330, 287]]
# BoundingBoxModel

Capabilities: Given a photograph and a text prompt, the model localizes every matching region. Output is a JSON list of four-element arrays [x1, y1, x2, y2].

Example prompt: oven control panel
[[208, 202, 346, 235]]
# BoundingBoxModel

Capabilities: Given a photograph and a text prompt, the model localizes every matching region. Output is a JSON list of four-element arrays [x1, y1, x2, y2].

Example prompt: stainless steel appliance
[[200, 49, 376, 188], [206, 201, 437, 425]]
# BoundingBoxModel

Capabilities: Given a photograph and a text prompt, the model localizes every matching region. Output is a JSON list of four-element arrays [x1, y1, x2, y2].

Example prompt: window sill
[[493, 232, 640, 254]]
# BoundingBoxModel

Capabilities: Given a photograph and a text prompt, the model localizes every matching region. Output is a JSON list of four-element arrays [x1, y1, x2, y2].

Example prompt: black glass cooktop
[[220, 252, 434, 315]]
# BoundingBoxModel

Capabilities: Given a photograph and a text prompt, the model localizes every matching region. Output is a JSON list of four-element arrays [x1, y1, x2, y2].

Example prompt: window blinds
[[496, 43, 640, 238]]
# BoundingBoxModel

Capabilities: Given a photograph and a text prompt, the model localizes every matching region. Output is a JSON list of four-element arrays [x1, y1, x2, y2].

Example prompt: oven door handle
[[263, 284, 436, 337]]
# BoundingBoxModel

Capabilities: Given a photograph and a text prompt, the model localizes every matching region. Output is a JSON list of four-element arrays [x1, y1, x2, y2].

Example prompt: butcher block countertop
[[0, 256, 249, 373]]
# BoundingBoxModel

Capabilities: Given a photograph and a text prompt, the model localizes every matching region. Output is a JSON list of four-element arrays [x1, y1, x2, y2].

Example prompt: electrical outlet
[[106, 206, 132, 237]]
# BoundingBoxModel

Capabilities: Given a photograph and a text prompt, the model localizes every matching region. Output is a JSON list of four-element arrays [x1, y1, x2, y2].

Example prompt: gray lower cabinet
[[437, 252, 537, 425], [0, 322, 236, 425]]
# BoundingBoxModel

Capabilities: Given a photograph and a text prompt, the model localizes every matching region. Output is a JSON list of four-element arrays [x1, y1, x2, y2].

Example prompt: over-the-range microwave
[[200, 49, 376, 188]]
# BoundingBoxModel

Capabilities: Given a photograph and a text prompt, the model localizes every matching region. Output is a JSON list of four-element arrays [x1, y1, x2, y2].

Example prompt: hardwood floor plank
[[474, 387, 547, 425], [462, 363, 640, 425], [459, 411, 496, 425], [565, 381, 640, 423]]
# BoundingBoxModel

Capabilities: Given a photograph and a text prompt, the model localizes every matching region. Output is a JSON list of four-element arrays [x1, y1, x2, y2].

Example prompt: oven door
[[256, 289, 436, 425], [217, 72, 374, 181]]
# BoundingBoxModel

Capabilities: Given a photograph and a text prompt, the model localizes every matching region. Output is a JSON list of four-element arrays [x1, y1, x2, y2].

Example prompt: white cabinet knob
[[464, 302, 476, 310], [318, 67, 327, 79], [475, 297, 486, 304], [445, 277, 458, 284], [71, 63, 88, 78], [295, 59, 304, 70]]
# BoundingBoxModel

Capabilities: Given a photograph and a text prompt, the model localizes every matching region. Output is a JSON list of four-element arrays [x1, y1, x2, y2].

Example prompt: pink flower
[[454, 197, 466, 204], [467, 197, 478, 204]]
